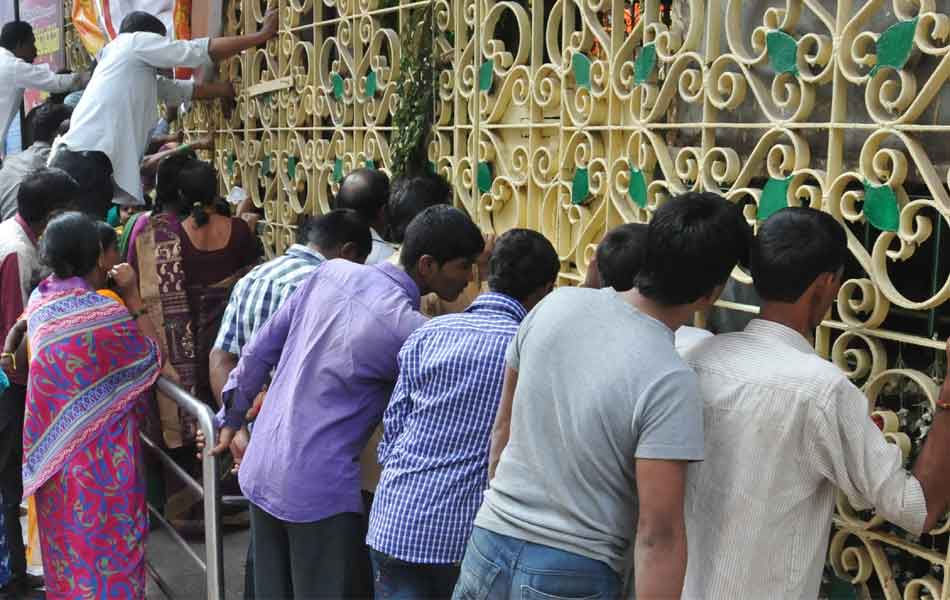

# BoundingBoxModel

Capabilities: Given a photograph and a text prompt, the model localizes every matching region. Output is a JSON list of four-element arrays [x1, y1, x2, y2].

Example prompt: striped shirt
[[682, 319, 927, 599], [366, 292, 527, 564], [213, 244, 325, 355]]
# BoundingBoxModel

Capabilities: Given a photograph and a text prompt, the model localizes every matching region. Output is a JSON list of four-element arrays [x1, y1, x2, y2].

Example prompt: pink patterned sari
[[23, 277, 161, 599]]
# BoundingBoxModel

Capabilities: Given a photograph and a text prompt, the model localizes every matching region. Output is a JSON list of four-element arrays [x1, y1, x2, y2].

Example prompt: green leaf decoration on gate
[[333, 158, 344, 182], [262, 154, 271, 176], [766, 30, 799, 76], [365, 159, 376, 170], [758, 176, 792, 221], [331, 73, 345, 100], [634, 43, 657, 85], [572, 168, 590, 205], [872, 18, 919, 75], [863, 181, 900, 232], [288, 156, 298, 180], [572, 52, 592, 89], [227, 152, 236, 176], [628, 166, 647, 208], [477, 162, 493, 193], [479, 60, 494, 92], [365, 70, 378, 97]]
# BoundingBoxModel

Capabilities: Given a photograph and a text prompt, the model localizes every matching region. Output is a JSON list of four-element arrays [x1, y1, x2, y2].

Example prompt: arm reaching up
[[208, 10, 279, 62]]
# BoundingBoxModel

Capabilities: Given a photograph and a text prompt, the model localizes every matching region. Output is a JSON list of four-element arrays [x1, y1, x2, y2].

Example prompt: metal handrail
[[141, 376, 224, 600]]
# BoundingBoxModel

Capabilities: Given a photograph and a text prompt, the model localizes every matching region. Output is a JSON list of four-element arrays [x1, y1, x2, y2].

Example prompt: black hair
[[596, 223, 648, 292], [0, 21, 33, 52], [119, 11, 167, 36], [333, 168, 390, 226], [177, 160, 219, 227], [95, 220, 118, 252], [752, 207, 847, 303], [400, 205, 484, 271], [488, 229, 560, 303], [30, 103, 72, 144], [634, 192, 751, 305], [17, 167, 79, 224], [300, 209, 372, 260], [155, 151, 197, 215], [387, 173, 452, 243], [40, 212, 100, 279]]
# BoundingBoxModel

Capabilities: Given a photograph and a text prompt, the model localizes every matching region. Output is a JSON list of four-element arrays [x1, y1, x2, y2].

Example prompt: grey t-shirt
[[474, 287, 704, 573]]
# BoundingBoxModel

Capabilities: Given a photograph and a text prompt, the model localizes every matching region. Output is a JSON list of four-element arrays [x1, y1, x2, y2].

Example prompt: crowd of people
[[2, 8, 950, 600]]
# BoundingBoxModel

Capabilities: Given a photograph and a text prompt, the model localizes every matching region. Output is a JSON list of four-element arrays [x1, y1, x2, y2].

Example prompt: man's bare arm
[[209, 348, 239, 409], [912, 341, 950, 531], [488, 367, 518, 480], [635, 458, 689, 599], [208, 11, 278, 62]]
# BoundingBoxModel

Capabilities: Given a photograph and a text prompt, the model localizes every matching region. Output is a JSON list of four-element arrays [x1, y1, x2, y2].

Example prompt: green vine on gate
[[390, 3, 439, 179]]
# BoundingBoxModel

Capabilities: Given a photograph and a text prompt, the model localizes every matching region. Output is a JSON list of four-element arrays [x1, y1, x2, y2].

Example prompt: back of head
[[176, 160, 219, 227], [17, 167, 79, 224], [119, 11, 167, 36], [95, 220, 118, 251], [400, 205, 484, 270], [596, 223, 648, 292], [334, 168, 390, 227], [634, 192, 751, 305], [387, 173, 452, 243], [41, 212, 100, 279], [752, 207, 847, 303], [488, 229, 560, 303], [30, 102, 72, 145], [0, 21, 33, 52], [155, 151, 198, 215], [300, 209, 372, 261]]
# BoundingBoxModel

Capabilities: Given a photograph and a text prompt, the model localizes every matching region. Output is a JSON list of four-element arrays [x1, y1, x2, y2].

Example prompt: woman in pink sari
[[23, 212, 161, 599]]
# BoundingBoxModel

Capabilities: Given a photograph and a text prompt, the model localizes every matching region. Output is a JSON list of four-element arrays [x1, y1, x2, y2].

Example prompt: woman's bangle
[[129, 306, 149, 319], [0, 352, 15, 372], [177, 142, 192, 154]]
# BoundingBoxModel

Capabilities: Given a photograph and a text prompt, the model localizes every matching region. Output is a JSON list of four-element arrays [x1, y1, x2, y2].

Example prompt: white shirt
[[0, 47, 81, 156], [674, 324, 712, 353], [57, 32, 210, 204], [682, 319, 927, 599], [0, 142, 50, 220], [365, 227, 395, 265]]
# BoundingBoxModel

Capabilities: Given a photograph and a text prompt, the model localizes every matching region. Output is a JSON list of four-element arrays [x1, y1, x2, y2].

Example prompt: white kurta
[[0, 47, 82, 156], [56, 32, 210, 204]]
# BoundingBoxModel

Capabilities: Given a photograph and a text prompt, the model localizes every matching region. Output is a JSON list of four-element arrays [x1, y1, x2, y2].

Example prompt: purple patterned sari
[[23, 276, 161, 599]]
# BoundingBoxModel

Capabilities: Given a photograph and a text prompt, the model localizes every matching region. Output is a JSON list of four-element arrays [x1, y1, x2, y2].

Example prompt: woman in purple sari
[[23, 212, 161, 598]]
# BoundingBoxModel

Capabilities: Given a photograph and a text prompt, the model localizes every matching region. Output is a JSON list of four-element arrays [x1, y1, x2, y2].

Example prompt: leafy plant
[[390, 3, 439, 178]]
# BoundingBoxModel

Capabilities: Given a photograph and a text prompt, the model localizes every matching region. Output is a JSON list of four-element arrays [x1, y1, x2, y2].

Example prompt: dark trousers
[[250, 503, 368, 599], [0, 384, 26, 583], [49, 148, 114, 219], [369, 549, 460, 600], [244, 524, 254, 599]]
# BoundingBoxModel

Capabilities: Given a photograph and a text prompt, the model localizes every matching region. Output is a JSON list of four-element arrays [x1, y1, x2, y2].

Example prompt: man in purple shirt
[[215, 205, 485, 599]]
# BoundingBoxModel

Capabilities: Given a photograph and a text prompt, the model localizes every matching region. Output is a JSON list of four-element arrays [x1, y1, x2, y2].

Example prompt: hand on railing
[[197, 426, 248, 475]]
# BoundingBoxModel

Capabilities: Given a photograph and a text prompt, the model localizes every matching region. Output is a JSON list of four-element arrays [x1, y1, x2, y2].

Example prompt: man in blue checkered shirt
[[365, 229, 560, 599], [208, 208, 371, 599]]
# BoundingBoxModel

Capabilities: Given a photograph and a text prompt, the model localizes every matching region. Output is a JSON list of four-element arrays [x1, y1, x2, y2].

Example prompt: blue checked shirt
[[213, 244, 325, 355], [366, 292, 527, 564]]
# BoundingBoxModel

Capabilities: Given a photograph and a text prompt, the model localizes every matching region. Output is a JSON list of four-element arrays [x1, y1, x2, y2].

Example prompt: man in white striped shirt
[[683, 207, 950, 599]]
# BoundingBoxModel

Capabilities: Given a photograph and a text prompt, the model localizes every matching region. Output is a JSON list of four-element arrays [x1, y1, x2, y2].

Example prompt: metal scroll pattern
[[64, 0, 950, 596]]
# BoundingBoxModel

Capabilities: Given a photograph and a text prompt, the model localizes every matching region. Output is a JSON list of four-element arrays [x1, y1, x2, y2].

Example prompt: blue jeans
[[369, 548, 460, 599], [452, 527, 621, 600]]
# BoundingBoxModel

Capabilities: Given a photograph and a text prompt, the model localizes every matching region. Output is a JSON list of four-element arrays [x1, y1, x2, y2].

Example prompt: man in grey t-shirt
[[453, 192, 751, 600]]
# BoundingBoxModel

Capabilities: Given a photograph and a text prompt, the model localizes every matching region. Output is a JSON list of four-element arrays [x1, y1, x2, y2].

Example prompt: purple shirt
[[222, 259, 428, 523]]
